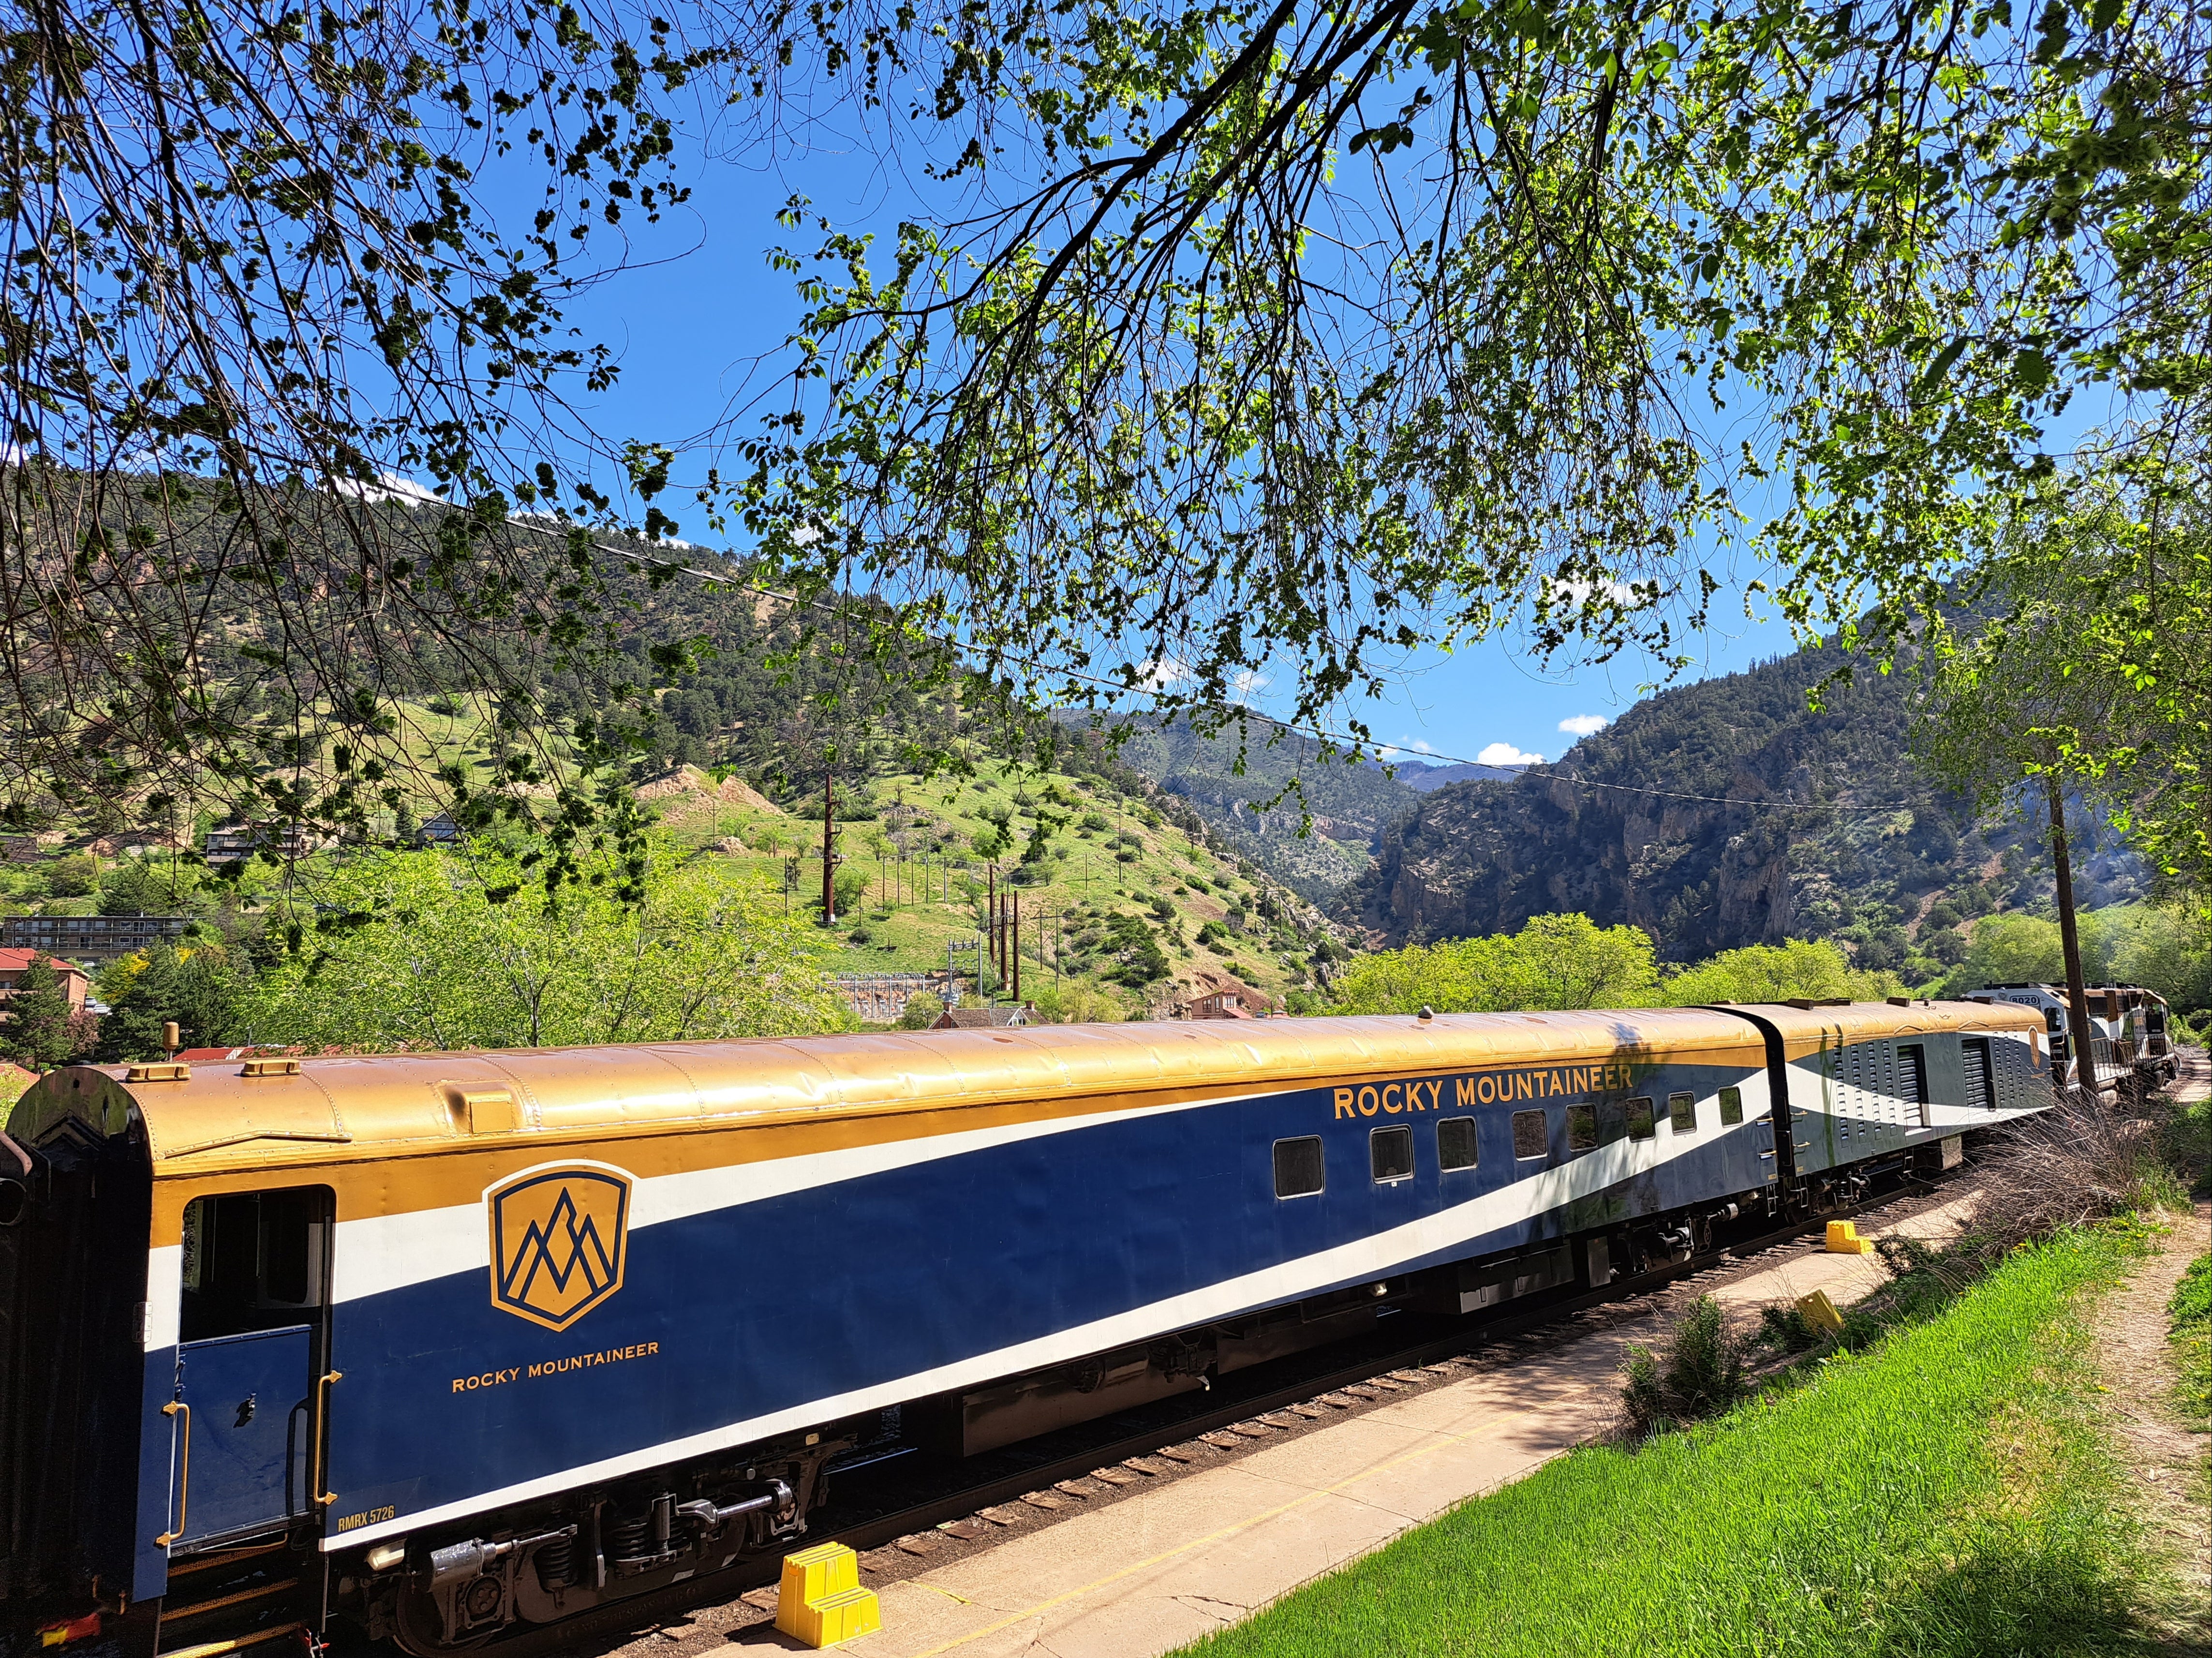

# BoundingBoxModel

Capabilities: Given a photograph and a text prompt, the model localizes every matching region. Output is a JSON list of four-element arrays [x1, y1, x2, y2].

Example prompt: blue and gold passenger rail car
[[0, 1000, 2049, 1652]]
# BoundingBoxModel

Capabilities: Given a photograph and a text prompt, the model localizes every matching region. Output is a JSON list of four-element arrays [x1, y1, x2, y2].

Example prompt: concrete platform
[[729, 1193, 1983, 1657]]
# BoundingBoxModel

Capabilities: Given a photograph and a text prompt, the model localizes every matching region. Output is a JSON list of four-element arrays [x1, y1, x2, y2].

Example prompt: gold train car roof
[[9, 1000, 2042, 1180]]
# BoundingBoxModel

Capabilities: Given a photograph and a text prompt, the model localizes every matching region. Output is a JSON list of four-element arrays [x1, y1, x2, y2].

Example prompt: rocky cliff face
[[1099, 712, 1424, 901], [1345, 647, 2145, 962]]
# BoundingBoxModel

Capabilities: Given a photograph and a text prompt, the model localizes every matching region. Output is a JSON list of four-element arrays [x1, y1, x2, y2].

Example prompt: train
[[0, 997, 2051, 1656], [1970, 982, 2180, 1090]]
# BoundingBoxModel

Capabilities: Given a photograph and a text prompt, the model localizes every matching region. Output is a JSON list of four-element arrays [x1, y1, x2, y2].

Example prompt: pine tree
[[94, 941, 248, 1063], [95, 944, 184, 1062], [2, 954, 84, 1071]]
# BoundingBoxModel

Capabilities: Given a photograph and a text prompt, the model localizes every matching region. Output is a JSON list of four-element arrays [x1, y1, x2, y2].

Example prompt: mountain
[[1341, 647, 2146, 974], [1380, 758, 1530, 792], [1084, 714, 1425, 902]]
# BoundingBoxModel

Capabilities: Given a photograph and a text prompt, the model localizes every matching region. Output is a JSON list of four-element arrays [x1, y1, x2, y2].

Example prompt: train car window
[[1667, 1093, 1697, 1134], [179, 1186, 331, 1341], [1437, 1116, 1478, 1171], [1898, 1044, 1930, 1107], [1511, 1110, 1548, 1159], [1719, 1087, 1745, 1125], [1565, 1105, 1598, 1152], [1370, 1126, 1415, 1184], [1626, 1098, 1656, 1140], [1273, 1137, 1325, 1199], [1961, 1038, 1995, 1111]]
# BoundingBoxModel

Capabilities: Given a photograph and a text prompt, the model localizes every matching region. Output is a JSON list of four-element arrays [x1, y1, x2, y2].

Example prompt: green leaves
[[1914, 338, 1972, 399]]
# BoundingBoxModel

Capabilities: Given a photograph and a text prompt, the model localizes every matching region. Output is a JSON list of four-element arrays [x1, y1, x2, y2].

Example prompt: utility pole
[[1012, 898, 1022, 1003], [2044, 767, 2099, 1095], [821, 766, 836, 926], [986, 863, 997, 990]]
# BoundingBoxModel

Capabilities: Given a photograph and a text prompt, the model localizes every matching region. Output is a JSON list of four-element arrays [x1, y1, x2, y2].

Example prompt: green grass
[[1179, 1226, 2174, 1658], [2173, 1250, 2212, 1424]]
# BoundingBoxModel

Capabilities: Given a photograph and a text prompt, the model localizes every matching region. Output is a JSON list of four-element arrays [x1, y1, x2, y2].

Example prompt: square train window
[[1273, 1137, 1324, 1199], [1565, 1104, 1598, 1152], [1626, 1097, 1657, 1140], [1437, 1115, 1479, 1171], [1370, 1125, 1414, 1184], [1719, 1086, 1745, 1125], [1511, 1110, 1548, 1160], [1668, 1092, 1697, 1133]]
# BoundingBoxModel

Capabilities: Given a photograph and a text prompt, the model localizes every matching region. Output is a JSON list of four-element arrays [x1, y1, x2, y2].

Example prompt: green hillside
[[626, 757, 1341, 1017]]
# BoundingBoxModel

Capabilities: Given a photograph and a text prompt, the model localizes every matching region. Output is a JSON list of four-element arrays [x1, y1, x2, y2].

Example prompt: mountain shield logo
[[486, 1166, 631, 1332]]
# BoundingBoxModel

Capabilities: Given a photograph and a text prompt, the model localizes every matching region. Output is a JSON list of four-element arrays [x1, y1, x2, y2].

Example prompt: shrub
[[1620, 1295, 1755, 1435], [1757, 1303, 1823, 1354], [831, 863, 870, 912], [1969, 1091, 2189, 1252], [898, 991, 944, 1030]]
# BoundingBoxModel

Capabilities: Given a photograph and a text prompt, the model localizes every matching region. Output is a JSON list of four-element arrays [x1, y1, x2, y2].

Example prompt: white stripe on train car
[[320, 1110, 1763, 1550], [329, 1090, 1226, 1305]]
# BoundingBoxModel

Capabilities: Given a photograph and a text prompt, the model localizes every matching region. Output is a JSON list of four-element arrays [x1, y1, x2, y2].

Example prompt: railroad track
[[384, 1175, 1954, 1658]]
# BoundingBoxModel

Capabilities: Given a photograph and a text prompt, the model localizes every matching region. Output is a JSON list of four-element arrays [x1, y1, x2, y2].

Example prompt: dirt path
[[2093, 1194, 2211, 1646]]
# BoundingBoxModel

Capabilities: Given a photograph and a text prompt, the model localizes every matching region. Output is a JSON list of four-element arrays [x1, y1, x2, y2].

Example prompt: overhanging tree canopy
[[2, 0, 2203, 839]]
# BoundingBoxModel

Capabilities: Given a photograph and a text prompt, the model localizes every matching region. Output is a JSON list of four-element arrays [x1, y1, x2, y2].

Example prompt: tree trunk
[[821, 768, 835, 925]]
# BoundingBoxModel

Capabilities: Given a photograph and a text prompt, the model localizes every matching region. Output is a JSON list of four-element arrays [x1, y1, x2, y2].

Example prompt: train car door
[[168, 1186, 333, 1549]]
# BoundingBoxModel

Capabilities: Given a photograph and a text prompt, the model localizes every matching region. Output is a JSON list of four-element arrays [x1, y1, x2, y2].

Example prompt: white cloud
[[1477, 741, 1544, 766], [1395, 737, 1438, 755], [1134, 657, 1195, 690], [1230, 667, 1272, 700], [1544, 577, 1648, 609], [1558, 713, 1611, 737]]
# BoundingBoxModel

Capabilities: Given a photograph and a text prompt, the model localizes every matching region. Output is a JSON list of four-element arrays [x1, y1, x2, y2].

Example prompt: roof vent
[[241, 1057, 302, 1078], [125, 1062, 190, 1082], [444, 1086, 519, 1134], [1417, 1005, 1436, 1022]]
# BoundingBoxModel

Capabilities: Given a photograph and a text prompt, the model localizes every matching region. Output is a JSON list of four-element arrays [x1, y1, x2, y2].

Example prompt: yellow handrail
[[312, 1370, 343, 1508], [156, 1401, 191, 1546]]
